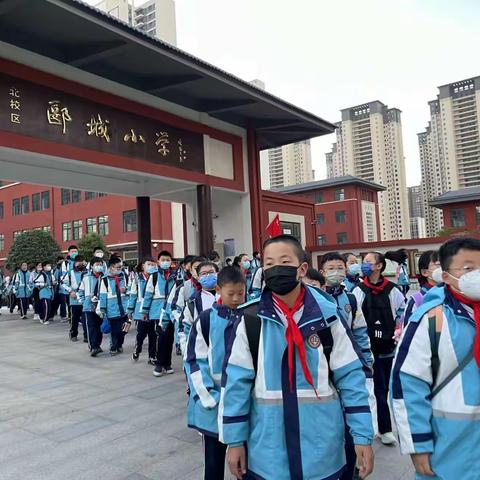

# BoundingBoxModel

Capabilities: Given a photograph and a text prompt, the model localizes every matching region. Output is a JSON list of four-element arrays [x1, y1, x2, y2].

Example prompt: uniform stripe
[[223, 414, 249, 424], [411, 432, 433, 442], [344, 405, 370, 414]]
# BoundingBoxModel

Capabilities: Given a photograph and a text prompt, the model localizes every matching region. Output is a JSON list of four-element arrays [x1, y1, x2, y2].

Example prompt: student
[[129, 257, 158, 364], [320, 252, 374, 480], [344, 253, 362, 292], [167, 256, 206, 355], [52, 256, 67, 320], [98, 256, 130, 356], [234, 253, 255, 293], [30, 262, 44, 321], [225, 258, 233, 267], [208, 250, 222, 268], [59, 245, 79, 322], [303, 267, 326, 290], [14, 262, 31, 319], [352, 250, 406, 446], [247, 266, 264, 300], [36, 261, 55, 325], [64, 255, 88, 342], [79, 257, 105, 357], [251, 251, 262, 269], [142, 251, 177, 376], [221, 235, 374, 480], [87, 247, 108, 272], [397, 257, 411, 296], [185, 266, 245, 480], [402, 250, 441, 327], [391, 237, 480, 479], [178, 261, 220, 355]]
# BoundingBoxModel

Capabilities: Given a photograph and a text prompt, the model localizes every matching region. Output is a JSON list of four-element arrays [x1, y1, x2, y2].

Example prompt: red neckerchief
[[449, 286, 480, 368], [113, 274, 122, 292], [216, 297, 222, 305], [93, 272, 102, 279], [273, 287, 317, 396], [164, 269, 171, 281], [363, 276, 389, 295], [192, 278, 202, 292], [142, 273, 149, 281]]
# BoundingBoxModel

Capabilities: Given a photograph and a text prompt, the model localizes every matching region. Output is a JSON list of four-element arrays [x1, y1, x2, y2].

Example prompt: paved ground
[[0, 308, 414, 480]]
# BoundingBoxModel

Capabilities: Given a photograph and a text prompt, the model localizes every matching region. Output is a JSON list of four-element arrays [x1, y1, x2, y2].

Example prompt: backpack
[[102, 276, 126, 317], [242, 304, 333, 375], [427, 305, 473, 399]]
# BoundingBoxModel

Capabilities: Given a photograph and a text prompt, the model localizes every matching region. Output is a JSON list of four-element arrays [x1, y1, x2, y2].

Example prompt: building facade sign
[[0, 73, 205, 173]]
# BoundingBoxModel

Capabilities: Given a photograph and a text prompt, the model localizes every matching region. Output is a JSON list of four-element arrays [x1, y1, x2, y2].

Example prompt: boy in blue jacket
[[64, 255, 88, 342], [98, 256, 130, 356], [128, 257, 158, 364], [14, 262, 31, 319], [185, 266, 246, 480], [221, 235, 374, 480], [37, 261, 55, 325]]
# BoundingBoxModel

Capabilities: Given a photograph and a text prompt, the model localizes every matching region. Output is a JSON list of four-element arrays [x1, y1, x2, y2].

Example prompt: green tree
[[6, 230, 61, 272], [78, 232, 108, 262]]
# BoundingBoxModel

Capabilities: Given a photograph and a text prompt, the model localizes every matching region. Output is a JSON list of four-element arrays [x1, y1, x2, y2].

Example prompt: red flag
[[267, 214, 282, 238]]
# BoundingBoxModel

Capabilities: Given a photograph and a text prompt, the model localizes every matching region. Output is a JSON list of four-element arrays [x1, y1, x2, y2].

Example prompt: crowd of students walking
[[1, 235, 479, 480]]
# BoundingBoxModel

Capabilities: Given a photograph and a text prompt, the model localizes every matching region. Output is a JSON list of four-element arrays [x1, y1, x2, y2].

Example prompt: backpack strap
[[431, 350, 473, 399], [346, 292, 357, 325], [428, 305, 443, 381], [199, 312, 210, 347], [243, 304, 261, 373]]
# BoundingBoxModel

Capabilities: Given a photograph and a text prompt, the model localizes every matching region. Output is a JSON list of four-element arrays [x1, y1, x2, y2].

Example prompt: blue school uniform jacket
[[62, 269, 85, 306], [391, 284, 480, 480], [141, 269, 176, 323], [13, 270, 32, 298], [127, 273, 149, 321], [33, 271, 54, 300], [98, 274, 127, 318], [185, 303, 240, 437], [78, 272, 102, 313], [344, 274, 361, 293], [219, 286, 373, 480], [56, 259, 74, 295]]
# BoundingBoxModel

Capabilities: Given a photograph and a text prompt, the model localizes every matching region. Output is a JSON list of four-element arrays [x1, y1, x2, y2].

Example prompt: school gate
[[0, 0, 334, 257]]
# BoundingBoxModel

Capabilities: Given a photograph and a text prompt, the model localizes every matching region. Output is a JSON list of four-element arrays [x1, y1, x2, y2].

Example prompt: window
[[71, 190, 82, 203], [12, 198, 20, 216], [335, 211, 346, 223], [61, 188, 71, 205], [42, 225, 51, 233], [337, 232, 348, 244], [86, 217, 97, 233], [314, 192, 323, 203], [477, 206, 480, 225], [21, 196, 29, 214], [0, 201, 3, 219], [32, 193, 41, 212], [123, 210, 137, 232], [451, 208, 466, 228], [316, 213, 325, 225], [62, 222, 72, 241], [98, 193, 107, 198], [13, 230, 22, 240], [85, 191, 96, 201], [41, 191, 50, 210], [0, 233, 4, 251], [317, 235, 326, 246], [73, 220, 83, 240], [334, 188, 345, 201], [98, 215, 109, 236]]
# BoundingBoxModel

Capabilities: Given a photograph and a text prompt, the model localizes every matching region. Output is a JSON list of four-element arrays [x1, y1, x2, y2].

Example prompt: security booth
[[0, 0, 334, 257]]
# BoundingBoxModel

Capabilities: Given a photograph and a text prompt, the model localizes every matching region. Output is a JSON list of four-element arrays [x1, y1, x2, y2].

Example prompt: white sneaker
[[379, 432, 397, 445], [43, 320, 50, 325], [33, 314, 39, 320]]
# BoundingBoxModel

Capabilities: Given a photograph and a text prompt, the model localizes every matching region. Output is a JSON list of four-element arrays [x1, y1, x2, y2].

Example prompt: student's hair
[[208, 251, 220, 261], [41, 261, 51, 267], [90, 256, 104, 266], [217, 266, 245, 287], [157, 250, 172, 260], [342, 252, 357, 263], [67, 245, 78, 251], [439, 237, 480, 271], [366, 249, 408, 273], [136, 256, 155, 272], [253, 251, 260, 257], [196, 261, 219, 275], [93, 246, 104, 251], [305, 268, 325, 286], [73, 255, 85, 263], [108, 255, 122, 267], [184, 255, 195, 266], [262, 235, 306, 263], [233, 254, 249, 266], [417, 250, 439, 286], [320, 252, 346, 268], [191, 256, 207, 266], [56, 255, 64, 262]]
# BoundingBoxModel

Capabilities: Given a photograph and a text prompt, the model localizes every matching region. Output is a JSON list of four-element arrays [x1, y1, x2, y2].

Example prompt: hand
[[128, 313, 133, 321], [70, 291, 76, 298], [142, 314, 149, 322], [120, 287, 126, 294], [355, 445, 374, 479], [411, 453, 435, 476], [393, 326, 402, 343], [227, 446, 247, 479]]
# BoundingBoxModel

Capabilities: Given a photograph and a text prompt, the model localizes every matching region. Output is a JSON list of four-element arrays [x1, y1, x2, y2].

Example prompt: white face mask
[[457, 269, 480, 301], [431, 267, 443, 284], [95, 252, 104, 258]]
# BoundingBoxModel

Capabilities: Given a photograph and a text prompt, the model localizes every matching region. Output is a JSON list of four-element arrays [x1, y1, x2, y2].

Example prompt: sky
[[87, 0, 480, 186]]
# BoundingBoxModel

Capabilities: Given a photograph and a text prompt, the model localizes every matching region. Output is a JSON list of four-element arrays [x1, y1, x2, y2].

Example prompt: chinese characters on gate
[[9, 87, 21, 124]]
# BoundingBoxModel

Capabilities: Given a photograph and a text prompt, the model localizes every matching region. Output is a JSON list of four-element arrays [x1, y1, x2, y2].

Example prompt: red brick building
[[0, 182, 174, 266], [430, 186, 480, 234], [276, 176, 385, 247]]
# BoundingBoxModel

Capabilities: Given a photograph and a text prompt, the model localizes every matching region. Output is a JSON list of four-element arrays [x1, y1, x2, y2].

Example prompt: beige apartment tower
[[419, 76, 480, 237], [268, 140, 313, 189], [95, 0, 177, 45], [330, 101, 410, 241]]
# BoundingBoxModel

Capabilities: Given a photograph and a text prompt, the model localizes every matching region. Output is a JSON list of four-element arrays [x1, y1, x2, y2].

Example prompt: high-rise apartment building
[[95, 0, 177, 45], [330, 101, 410, 240], [325, 143, 337, 179], [408, 185, 424, 218], [268, 140, 314, 189], [419, 76, 480, 237]]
